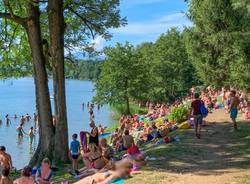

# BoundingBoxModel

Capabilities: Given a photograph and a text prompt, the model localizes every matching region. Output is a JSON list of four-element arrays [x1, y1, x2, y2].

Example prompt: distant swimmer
[[28, 127, 34, 144], [5, 114, 11, 125], [20, 116, 25, 125], [97, 104, 100, 110], [14, 114, 18, 119], [87, 102, 90, 108], [25, 113, 31, 122]]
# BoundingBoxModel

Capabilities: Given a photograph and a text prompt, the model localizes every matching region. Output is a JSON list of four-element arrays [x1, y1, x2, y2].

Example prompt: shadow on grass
[[139, 121, 250, 176]]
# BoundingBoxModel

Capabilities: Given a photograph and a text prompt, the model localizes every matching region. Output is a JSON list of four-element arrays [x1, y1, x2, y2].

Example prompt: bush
[[168, 106, 189, 124], [110, 103, 148, 116]]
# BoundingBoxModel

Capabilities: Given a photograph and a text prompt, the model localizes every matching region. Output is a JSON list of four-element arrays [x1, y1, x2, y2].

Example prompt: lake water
[[0, 78, 115, 169]]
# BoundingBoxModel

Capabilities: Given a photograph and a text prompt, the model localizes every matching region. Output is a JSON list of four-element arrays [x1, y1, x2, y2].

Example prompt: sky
[[92, 0, 192, 51]]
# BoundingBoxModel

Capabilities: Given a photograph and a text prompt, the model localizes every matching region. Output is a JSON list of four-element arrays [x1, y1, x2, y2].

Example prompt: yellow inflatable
[[178, 121, 190, 129]]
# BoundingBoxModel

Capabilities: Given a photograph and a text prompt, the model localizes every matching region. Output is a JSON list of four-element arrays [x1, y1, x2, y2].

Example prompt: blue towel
[[108, 178, 124, 184]]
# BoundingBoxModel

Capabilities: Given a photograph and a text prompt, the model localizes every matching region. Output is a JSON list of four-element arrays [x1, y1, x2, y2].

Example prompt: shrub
[[168, 106, 189, 124]]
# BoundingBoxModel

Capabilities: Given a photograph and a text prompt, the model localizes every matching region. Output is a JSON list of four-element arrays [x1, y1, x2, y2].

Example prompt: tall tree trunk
[[48, 0, 69, 162], [25, 1, 55, 165]]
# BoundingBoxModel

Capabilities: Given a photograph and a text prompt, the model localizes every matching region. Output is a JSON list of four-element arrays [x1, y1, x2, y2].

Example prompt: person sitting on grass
[[82, 143, 106, 170], [99, 138, 114, 160], [35, 158, 53, 184], [0, 167, 13, 184], [122, 130, 135, 150], [69, 133, 80, 175], [13, 166, 34, 184]]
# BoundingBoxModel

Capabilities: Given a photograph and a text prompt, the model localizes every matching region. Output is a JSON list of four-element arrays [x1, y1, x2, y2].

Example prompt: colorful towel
[[108, 179, 124, 184], [99, 132, 112, 139]]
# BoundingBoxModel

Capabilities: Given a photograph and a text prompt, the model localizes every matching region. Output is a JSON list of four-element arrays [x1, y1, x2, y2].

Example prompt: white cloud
[[111, 12, 192, 36], [91, 36, 106, 51]]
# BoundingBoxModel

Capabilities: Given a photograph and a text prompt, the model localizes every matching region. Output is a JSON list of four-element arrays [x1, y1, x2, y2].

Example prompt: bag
[[199, 101, 208, 118]]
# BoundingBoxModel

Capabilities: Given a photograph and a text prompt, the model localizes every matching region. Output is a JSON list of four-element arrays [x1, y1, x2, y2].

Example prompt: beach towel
[[108, 179, 124, 184], [99, 132, 112, 139]]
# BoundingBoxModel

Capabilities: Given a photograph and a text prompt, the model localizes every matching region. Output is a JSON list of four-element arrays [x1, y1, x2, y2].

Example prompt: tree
[[0, 0, 125, 165], [94, 43, 144, 114], [185, 0, 250, 89], [153, 28, 196, 102]]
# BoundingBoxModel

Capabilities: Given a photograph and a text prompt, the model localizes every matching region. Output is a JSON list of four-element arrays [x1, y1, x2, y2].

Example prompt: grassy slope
[[126, 118, 250, 184]]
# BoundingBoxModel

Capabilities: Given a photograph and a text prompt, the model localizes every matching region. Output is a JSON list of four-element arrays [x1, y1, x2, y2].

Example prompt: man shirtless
[[229, 90, 240, 130], [0, 146, 13, 173]]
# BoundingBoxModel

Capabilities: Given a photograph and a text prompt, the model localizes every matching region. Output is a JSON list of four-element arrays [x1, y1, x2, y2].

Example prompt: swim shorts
[[71, 154, 79, 160], [230, 108, 238, 120]]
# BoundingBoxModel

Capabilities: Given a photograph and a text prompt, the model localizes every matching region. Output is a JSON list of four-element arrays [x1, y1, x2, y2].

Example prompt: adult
[[229, 90, 240, 130], [82, 143, 106, 170], [191, 93, 204, 139], [99, 138, 113, 160], [122, 130, 135, 150], [13, 166, 34, 184], [0, 167, 13, 184], [0, 146, 13, 172], [35, 158, 53, 184], [87, 122, 99, 146]]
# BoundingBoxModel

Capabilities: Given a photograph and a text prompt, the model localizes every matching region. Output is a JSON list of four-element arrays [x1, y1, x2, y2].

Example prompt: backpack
[[199, 101, 208, 118]]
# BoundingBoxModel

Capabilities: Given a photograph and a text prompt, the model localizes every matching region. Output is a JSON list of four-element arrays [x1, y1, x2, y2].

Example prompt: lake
[[0, 78, 115, 169]]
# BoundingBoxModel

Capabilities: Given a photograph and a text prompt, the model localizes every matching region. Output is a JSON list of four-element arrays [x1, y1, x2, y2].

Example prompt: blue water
[[0, 78, 115, 169]]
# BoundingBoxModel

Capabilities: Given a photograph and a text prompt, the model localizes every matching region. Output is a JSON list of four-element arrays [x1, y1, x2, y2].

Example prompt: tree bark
[[48, 0, 69, 162], [25, 1, 55, 166]]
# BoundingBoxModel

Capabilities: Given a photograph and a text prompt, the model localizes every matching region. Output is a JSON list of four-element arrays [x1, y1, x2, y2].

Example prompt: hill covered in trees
[[65, 60, 102, 80]]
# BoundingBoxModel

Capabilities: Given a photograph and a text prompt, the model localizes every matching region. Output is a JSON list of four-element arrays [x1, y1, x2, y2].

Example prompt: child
[[0, 167, 13, 184], [69, 134, 80, 175], [28, 127, 34, 144]]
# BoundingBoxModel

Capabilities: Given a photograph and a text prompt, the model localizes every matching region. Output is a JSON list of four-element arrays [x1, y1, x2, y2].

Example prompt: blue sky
[[92, 0, 192, 50]]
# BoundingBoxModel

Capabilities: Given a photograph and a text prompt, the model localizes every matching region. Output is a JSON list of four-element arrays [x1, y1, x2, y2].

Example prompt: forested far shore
[[65, 60, 102, 80]]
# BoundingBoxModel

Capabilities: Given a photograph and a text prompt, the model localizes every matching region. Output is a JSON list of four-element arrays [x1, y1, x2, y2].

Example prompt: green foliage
[[94, 42, 149, 114], [65, 59, 101, 80], [185, 0, 250, 90], [0, 0, 126, 78], [168, 106, 189, 124], [110, 103, 148, 116]]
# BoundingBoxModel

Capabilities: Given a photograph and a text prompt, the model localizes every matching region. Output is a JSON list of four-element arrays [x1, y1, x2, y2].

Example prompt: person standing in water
[[16, 123, 26, 138], [229, 90, 240, 130], [5, 115, 11, 125], [28, 127, 34, 144]]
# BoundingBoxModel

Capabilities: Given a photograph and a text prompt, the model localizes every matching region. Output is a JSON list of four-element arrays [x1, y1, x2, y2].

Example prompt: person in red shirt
[[191, 93, 204, 139]]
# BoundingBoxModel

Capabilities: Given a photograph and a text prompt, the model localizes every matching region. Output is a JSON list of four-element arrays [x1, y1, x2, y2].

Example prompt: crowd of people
[[0, 87, 249, 184]]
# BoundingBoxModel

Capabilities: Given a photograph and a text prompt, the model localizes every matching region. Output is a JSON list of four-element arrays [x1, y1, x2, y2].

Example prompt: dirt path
[[127, 110, 250, 184]]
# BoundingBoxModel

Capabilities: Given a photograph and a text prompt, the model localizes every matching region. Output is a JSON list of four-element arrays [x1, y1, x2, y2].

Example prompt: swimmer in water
[[16, 123, 26, 137], [25, 113, 31, 122], [20, 116, 25, 125], [28, 127, 34, 144], [14, 114, 18, 119], [5, 115, 11, 125]]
